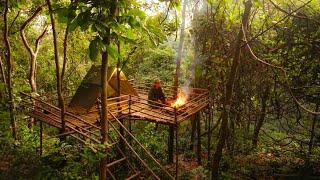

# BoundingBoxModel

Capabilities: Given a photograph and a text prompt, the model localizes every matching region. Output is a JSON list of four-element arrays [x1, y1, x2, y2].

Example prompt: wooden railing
[[128, 86, 210, 123], [20, 92, 101, 144], [20, 92, 175, 179]]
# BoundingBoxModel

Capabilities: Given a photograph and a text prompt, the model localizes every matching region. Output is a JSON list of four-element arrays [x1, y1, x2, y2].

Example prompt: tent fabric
[[69, 65, 138, 113]]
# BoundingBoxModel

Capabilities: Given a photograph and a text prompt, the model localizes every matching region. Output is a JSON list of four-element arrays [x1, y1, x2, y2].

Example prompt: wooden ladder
[[104, 137, 141, 179]]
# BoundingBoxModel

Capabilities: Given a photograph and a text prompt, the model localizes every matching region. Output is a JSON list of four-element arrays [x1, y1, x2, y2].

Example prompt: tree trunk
[[46, 0, 66, 136], [117, 41, 125, 150], [20, 6, 47, 128], [99, 29, 112, 180], [168, 125, 175, 163], [100, 49, 109, 180], [190, 115, 196, 150], [308, 103, 319, 154], [173, 0, 188, 97], [100, 2, 117, 179], [4, 0, 17, 139], [60, 17, 70, 137], [0, 54, 7, 89], [252, 87, 270, 149], [211, 1, 252, 178], [61, 23, 70, 90]]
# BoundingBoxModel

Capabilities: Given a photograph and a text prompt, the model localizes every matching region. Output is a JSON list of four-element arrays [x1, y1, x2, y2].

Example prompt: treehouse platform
[[19, 66, 211, 179], [21, 83, 209, 128]]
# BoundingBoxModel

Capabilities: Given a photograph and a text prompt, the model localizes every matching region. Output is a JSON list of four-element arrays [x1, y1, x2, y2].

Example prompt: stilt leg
[[40, 121, 43, 156], [175, 124, 178, 180], [196, 112, 201, 164], [168, 125, 174, 164], [190, 116, 196, 150]]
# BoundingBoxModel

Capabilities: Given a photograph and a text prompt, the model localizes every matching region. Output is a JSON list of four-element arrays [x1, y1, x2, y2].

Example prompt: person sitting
[[148, 79, 167, 106]]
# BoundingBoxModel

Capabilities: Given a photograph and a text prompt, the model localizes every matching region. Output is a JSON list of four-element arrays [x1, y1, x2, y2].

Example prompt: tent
[[68, 65, 138, 113]]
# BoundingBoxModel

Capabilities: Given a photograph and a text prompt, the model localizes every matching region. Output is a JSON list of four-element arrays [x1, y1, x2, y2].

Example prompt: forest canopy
[[0, 0, 319, 179]]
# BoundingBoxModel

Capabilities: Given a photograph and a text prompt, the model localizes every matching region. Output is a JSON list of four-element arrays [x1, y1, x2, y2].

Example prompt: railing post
[[118, 98, 125, 151], [129, 95, 132, 131], [128, 95, 132, 145]]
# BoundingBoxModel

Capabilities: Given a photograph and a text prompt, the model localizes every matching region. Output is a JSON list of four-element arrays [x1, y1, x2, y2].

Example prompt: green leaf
[[118, 35, 136, 44], [93, 23, 106, 35], [89, 39, 99, 61], [207, 0, 214, 5], [172, 0, 181, 11], [128, 16, 140, 28], [69, 16, 80, 31], [55, 7, 69, 23], [253, 0, 263, 7], [106, 44, 120, 60], [97, 39, 106, 51], [79, 11, 91, 31], [128, 9, 146, 19]]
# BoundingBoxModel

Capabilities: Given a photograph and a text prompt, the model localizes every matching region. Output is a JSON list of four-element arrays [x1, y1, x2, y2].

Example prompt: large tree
[[3, 0, 17, 139], [20, 5, 48, 128], [173, 0, 188, 96], [46, 0, 66, 135], [211, 0, 252, 178]]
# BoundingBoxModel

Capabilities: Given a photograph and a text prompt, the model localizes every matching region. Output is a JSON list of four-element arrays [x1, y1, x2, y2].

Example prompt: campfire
[[171, 88, 188, 108]]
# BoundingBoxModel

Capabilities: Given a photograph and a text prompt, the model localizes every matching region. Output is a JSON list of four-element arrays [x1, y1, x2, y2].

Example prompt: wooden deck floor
[[21, 87, 210, 132]]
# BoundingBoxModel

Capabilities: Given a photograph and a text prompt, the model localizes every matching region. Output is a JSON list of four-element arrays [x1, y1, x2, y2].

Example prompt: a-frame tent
[[68, 65, 138, 113]]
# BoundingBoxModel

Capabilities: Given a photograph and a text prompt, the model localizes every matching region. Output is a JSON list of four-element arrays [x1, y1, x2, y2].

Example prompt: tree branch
[[242, 25, 320, 115], [9, 10, 21, 34], [268, 0, 320, 25], [20, 6, 44, 56], [239, 0, 313, 50], [35, 26, 48, 55], [20, 6, 45, 30], [160, 1, 171, 25], [0, 54, 7, 89], [61, 23, 70, 86]]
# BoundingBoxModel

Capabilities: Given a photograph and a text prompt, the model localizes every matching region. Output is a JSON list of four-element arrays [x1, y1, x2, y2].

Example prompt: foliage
[[134, 122, 168, 161], [129, 43, 175, 83], [1, 0, 320, 179]]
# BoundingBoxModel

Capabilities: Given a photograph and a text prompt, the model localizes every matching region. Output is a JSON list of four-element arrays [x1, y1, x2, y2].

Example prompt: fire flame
[[171, 89, 188, 108]]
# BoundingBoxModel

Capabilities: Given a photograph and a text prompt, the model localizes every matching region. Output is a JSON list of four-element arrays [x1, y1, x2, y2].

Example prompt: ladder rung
[[107, 157, 127, 167], [126, 171, 141, 180]]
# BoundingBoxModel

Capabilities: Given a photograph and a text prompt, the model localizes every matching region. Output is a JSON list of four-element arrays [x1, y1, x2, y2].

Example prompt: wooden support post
[[40, 121, 43, 156], [204, 112, 208, 131], [168, 124, 174, 164], [207, 106, 212, 166], [196, 112, 201, 164], [175, 108, 178, 180], [190, 115, 196, 150]]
